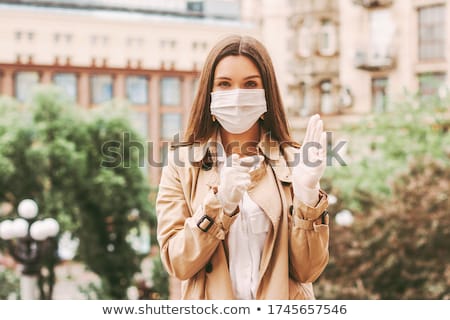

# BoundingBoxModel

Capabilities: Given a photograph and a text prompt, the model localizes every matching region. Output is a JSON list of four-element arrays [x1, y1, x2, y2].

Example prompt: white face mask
[[210, 88, 267, 134]]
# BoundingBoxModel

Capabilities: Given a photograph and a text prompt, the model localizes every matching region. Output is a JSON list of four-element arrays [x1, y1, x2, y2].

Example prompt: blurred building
[[286, 0, 341, 135], [0, 0, 260, 185], [2, 0, 448, 184], [288, 0, 450, 134]]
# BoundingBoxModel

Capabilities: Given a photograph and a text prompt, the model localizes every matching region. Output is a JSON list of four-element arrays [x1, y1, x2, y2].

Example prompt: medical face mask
[[210, 88, 267, 134]]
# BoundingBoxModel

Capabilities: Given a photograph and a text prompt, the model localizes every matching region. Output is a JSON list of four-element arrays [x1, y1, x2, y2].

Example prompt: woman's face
[[213, 55, 263, 92]]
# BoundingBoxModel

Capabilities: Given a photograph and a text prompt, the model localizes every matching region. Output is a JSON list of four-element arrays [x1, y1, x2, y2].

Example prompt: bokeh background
[[0, 0, 449, 300]]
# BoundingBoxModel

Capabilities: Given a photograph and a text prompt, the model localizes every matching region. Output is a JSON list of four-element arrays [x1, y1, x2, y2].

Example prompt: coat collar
[[191, 127, 281, 163], [190, 127, 293, 184]]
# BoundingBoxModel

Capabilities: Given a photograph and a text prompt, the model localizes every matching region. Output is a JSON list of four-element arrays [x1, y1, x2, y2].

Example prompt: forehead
[[214, 55, 260, 78]]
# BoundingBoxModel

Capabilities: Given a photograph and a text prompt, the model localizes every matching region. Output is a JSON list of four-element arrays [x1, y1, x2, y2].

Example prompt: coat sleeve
[[156, 150, 237, 280], [288, 189, 329, 283]]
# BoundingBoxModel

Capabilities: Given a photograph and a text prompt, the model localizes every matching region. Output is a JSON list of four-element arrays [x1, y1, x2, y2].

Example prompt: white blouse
[[227, 190, 270, 299], [216, 139, 271, 299]]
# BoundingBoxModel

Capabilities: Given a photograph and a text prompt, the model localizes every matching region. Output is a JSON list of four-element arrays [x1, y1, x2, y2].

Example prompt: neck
[[220, 123, 260, 157]]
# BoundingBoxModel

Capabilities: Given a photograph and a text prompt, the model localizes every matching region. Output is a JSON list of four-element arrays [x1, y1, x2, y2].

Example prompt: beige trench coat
[[156, 129, 329, 299]]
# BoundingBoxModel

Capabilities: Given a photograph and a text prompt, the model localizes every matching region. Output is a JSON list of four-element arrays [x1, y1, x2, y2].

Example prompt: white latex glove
[[216, 154, 263, 215], [292, 114, 327, 206]]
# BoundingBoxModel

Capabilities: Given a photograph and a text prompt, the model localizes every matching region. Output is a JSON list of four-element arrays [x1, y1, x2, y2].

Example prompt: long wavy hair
[[183, 34, 294, 145]]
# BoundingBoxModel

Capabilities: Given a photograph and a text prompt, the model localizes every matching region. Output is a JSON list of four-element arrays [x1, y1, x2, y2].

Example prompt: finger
[[235, 180, 251, 192], [319, 131, 327, 160], [304, 116, 314, 143], [311, 119, 322, 144], [316, 120, 324, 146], [230, 153, 240, 166], [234, 175, 251, 185], [238, 178, 251, 187], [233, 171, 250, 183], [305, 114, 320, 143], [239, 155, 261, 168], [233, 166, 251, 173]]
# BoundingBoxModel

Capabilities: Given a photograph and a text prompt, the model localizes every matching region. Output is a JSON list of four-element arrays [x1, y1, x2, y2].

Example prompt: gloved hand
[[216, 154, 263, 215], [292, 114, 327, 206]]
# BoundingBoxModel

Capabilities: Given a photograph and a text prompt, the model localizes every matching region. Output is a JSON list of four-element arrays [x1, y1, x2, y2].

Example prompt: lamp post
[[0, 199, 59, 300]]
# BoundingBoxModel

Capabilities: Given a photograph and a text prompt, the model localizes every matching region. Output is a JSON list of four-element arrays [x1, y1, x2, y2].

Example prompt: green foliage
[[317, 156, 450, 299], [0, 266, 20, 299], [0, 86, 154, 299], [325, 92, 450, 213], [151, 255, 169, 300], [316, 92, 450, 299], [78, 282, 114, 300]]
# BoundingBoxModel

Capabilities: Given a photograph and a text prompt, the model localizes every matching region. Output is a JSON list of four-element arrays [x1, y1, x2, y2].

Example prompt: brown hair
[[183, 34, 295, 145]]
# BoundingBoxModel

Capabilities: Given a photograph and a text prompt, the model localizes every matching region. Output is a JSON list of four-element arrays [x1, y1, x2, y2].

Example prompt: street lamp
[[335, 209, 355, 227], [0, 199, 60, 300]]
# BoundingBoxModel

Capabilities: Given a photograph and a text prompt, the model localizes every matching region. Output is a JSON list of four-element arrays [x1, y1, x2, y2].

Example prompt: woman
[[156, 35, 329, 300]]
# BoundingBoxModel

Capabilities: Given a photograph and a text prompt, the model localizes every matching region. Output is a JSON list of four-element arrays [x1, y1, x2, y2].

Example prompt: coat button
[[205, 262, 213, 273]]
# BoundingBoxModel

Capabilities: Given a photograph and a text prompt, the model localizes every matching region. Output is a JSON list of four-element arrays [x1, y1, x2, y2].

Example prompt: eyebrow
[[214, 75, 261, 81]]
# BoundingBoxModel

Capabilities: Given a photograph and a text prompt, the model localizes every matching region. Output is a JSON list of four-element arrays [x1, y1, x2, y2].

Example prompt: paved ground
[[52, 261, 100, 299], [1, 255, 158, 299]]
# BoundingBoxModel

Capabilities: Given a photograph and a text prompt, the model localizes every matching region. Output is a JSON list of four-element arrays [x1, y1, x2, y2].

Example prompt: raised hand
[[292, 114, 327, 206], [216, 154, 251, 215]]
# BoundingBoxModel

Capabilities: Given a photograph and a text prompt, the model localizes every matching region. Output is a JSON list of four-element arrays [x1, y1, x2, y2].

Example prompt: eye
[[217, 81, 231, 88], [245, 80, 258, 88]]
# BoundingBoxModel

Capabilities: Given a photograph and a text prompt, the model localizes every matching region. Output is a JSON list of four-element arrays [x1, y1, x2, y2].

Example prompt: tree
[[0, 86, 153, 299], [317, 156, 450, 299], [325, 91, 450, 213], [316, 92, 450, 299]]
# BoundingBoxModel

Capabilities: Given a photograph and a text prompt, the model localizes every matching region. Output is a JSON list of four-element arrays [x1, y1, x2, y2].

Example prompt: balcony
[[354, 50, 396, 71], [289, 0, 338, 15], [353, 0, 393, 8], [294, 56, 339, 78]]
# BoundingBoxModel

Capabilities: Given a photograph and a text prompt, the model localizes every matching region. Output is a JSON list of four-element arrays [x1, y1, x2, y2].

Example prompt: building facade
[[287, 0, 341, 136], [288, 0, 449, 134], [0, 0, 258, 185], [341, 0, 449, 115]]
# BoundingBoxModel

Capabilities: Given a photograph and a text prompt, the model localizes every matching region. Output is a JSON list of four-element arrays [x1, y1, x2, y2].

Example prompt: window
[[161, 113, 182, 140], [15, 72, 39, 102], [419, 72, 446, 96], [131, 111, 149, 140], [418, 5, 445, 61], [297, 24, 313, 58], [372, 77, 388, 113], [160, 77, 181, 106], [318, 20, 337, 56], [187, 1, 204, 13], [299, 82, 312, 117], [370, 9, 395, 59], [53, 73, 77, 102], [126, 76, 148, 105], [130, 111, 149, 176], [90, 75, 113, 104], [320, 80, 334, 115]]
